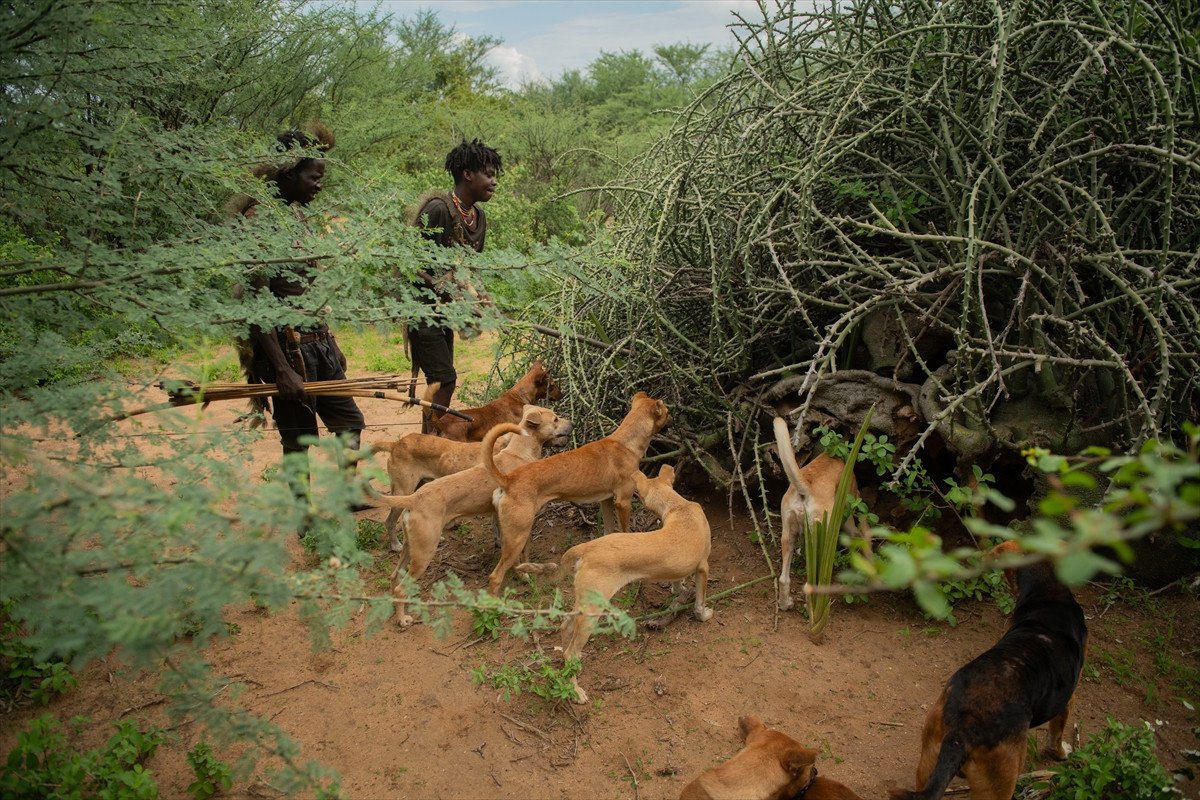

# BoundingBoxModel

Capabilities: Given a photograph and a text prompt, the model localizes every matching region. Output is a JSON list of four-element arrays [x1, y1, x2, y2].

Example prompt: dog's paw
[[1046, 741, 1072, 760], [396, 613, 415, 628], [571, 684, 589, 705], [696, 606, 714, 622], [777, 594, 794, 611]]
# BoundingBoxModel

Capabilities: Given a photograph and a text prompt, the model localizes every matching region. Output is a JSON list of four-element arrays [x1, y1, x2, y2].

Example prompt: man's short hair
[[445, 139, 502, 182]]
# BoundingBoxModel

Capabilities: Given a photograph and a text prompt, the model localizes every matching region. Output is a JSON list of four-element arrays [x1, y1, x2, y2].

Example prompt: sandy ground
[[2, 363, 1197, 800]]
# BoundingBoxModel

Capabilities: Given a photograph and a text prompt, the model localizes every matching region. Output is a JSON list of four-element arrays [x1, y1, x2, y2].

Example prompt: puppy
[[773, 416, 870, 611], [680, 715, 864, 800], [484, 391, 670, 596], [430, 360, 562, 441], [890, 541, 1088, 800], [372, 406, 573, 627], [516, 465, 712, 704]]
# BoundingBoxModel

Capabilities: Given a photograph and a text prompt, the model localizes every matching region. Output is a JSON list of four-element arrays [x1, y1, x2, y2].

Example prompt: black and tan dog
[[890, 541, 1088, 800]]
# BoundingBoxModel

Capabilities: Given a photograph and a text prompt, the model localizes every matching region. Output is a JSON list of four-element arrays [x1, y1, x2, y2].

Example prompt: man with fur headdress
[[239, 124, 365, 511]]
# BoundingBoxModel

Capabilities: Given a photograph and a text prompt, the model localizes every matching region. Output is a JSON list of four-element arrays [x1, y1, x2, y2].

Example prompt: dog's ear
[[737, 715, 766, 742], [658, 464, 676, 485], [781, 745, 818, 778]]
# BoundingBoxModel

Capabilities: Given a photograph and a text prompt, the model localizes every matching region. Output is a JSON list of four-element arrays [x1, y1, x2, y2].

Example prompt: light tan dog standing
[[772, 416, 870, 611], [430, 360, 562, 441], [680, 715, 865, 800], [371, 406, 573, 626], [483, 391, 671, 596], [516, 465, 712, 704], [375, 433, 494, 500]]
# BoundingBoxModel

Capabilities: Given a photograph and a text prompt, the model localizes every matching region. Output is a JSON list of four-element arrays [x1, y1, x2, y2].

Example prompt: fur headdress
[[224, 121, 335, 218]]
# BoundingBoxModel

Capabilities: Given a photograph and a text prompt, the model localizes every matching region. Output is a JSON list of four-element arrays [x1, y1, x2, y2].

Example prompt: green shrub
[[1, 600, 76, 707], [1048, 718, 1179, 799], [0, 714, 164, 799], [186, 742, 233, 799]]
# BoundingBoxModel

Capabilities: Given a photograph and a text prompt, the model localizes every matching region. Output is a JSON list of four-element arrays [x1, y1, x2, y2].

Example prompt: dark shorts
[[254, 332, 365, 454], [408, 323, 456, 385]]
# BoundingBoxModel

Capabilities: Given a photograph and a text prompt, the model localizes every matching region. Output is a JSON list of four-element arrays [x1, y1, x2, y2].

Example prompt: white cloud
[[486, 44, 545, 90]]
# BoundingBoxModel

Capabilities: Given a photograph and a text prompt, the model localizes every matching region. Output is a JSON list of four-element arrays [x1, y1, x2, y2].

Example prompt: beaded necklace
[[450, 191, 477, 230]]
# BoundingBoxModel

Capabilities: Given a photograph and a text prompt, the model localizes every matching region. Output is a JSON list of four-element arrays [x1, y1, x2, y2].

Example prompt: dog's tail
[[367, 493, 414, 512], [887, 736, 967, 800], [481, 422, 522, 487], [515, 549, 582, 583], [773, 416, 810, 491], [514, 560, 563, 580]]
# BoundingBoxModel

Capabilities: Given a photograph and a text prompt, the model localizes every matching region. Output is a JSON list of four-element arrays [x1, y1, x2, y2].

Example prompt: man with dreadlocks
[[239, 124, 366, 514], [408, 138, 502, 431]]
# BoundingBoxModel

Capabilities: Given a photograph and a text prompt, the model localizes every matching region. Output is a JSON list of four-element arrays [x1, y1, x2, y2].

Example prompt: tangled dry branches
[[517, 0, 1199, 508]]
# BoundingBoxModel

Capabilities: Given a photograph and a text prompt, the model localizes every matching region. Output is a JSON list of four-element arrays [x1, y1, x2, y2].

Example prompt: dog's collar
[[793, 765, 817, 798]]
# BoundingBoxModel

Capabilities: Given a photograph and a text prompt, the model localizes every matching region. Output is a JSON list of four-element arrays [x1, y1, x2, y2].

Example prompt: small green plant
[[933, 567, 1015, 624], [470, 604, 506, 640], [1, 600, 76, 707], [186, 741, 233, 799], [0, 714, 164, 799], [354, 519, 384, 551], [1047, 718, 1178, 799], [471, 653, 582, 702], [807, 408, 874, 640]]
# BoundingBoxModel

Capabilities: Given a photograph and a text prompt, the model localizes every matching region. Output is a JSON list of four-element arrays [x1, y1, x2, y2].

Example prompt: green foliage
[[0, 714, 164, 799], [934, 567, 1016, 624], [805, 408, 874, 639], [1046, 719, 1179, 800], [0, 600, 76, 707], [471, 653, 583, 703], [856, 425, 1200, 617], [186, 742, 233, 800]]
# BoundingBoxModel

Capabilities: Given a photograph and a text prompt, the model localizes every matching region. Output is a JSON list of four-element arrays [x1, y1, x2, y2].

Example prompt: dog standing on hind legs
[[772, 415, 871, 611], [429, 360, 562, 441], [483, 391, 670, 596], [370, 405, 572, 626], [889, 540, 1088, 800], [515, 465, 712, 704]]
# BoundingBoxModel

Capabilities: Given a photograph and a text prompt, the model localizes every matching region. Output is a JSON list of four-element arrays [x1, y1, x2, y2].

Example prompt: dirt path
[[3, 371, 1197, 800]]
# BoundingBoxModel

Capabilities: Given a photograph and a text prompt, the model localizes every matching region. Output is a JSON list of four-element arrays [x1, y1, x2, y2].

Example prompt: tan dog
[[515, 465, 711, 704], [890, 541, 1087, 800], [773, 416, 870, 611], [483, 391, 670, 596], [376, 433, 495, 499], [430, 360, 562, 441], [680, 715, 864, 800], [371, 406, 573, 626]]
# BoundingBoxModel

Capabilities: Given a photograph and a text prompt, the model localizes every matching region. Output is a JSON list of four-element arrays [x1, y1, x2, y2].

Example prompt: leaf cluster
[[0, 714, 164, 800]]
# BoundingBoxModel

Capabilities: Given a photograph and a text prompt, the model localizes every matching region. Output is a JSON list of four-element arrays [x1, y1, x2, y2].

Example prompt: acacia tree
[[0, 1, 529, 791]]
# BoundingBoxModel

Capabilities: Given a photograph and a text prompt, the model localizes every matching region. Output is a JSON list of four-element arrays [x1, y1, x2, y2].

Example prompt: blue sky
[[364, 1, 770, 88]]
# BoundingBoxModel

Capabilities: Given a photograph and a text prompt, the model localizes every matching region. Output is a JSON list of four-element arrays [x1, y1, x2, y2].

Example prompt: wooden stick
[[97, 382, 472, 427]]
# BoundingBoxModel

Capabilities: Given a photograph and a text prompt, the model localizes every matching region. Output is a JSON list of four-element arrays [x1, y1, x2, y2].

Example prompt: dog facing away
[[772, 416, 870, 611], [890, 541, 1088, 800], [483, 391, 671, 596], [430, 360, 562, 441], [376, 432, 497, 498], [680, 715, 864, 800], [515, 465, 712, 704], [371, 406, 572, 626]]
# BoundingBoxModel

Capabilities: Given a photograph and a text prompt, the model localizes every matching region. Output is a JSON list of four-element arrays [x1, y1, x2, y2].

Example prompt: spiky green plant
[[805, 406, 874, 640]]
